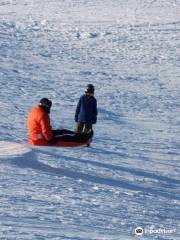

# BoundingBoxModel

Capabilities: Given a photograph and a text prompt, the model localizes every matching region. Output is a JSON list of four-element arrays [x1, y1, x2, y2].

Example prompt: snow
[[0, 141, 31, 158], [0, 0, 180, 239]]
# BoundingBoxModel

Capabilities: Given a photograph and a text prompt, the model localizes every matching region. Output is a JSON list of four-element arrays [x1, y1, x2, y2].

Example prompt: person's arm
[[40, 114, 53, 141], [75, 97, 81, 122]]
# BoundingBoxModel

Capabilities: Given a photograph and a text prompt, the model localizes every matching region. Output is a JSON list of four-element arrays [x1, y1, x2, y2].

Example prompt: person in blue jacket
[[75, 84, 98, 133]]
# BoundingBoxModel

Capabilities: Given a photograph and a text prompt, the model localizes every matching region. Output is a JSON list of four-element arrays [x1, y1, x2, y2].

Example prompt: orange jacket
[[27, 105, 53, 144]]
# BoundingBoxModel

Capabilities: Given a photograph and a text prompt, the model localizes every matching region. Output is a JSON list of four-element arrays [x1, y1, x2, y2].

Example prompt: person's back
[[77, 94, 97, 123], [27, 98, 53, 145], [75, 84, 97, 133]]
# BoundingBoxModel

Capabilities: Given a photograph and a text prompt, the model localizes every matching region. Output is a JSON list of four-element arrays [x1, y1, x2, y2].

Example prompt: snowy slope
[[0, 0, 180, 239]]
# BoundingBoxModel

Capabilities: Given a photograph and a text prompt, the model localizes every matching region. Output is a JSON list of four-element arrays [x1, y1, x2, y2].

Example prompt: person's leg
[[50, 128, 94, 145], [84, 123, 93, 146], [52, 129, 74, 136], [84, 123, 92, 133], [75, 122, 84, 133], [50, 134, 74, 144]]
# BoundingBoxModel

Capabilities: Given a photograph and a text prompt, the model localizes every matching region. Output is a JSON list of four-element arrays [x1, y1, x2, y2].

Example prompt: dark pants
[[50, 128, 93, 144], [52, 129, 74, 136], [75, 122, 92, 133], [50, 129, 75, 144]]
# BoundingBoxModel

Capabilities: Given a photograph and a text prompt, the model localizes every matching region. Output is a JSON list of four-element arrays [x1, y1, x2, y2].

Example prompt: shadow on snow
[[9, 150, 180, 201]]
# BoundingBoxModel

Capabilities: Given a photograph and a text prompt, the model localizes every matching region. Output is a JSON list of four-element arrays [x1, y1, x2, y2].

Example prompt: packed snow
[[0, 0, 180, 239]]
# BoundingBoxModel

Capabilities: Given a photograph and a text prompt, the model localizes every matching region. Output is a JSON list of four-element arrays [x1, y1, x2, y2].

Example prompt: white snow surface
[[0, 0, 180, 239], [0, 141, 31, 158]]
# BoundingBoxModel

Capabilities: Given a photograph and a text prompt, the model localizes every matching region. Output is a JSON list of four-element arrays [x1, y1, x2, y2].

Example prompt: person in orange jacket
[[27, 98, 54, 145], [27, 98, 75, 145]]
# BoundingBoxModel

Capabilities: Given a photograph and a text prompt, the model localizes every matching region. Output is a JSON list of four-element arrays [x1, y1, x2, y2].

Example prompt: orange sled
[[29, 130, 93, 147]]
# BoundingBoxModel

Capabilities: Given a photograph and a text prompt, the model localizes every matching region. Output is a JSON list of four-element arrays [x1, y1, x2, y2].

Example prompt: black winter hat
[[85, 84, 95, 94], [39, 98, 52, 109]]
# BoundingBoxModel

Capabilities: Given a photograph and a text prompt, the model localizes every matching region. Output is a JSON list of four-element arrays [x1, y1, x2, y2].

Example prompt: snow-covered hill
[[0, 0, 180, 239]]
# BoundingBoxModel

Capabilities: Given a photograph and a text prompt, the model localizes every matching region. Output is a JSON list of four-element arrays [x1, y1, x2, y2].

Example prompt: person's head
[[39, 98, 52, 113], [85, 84, 95, 96]]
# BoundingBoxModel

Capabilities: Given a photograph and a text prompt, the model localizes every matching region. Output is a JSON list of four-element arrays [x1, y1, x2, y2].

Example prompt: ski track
[[0, 0, 180, 239]]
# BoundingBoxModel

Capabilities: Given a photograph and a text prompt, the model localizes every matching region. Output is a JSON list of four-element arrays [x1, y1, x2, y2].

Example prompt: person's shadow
[[10, 150, 180, 201]]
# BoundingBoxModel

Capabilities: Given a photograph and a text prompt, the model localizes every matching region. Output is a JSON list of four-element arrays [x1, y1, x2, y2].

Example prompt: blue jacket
[[75, 94, 97, 124]]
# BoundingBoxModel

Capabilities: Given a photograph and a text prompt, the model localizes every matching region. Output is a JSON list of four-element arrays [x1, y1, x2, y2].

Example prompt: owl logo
[[135, 226, 144, 236]]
